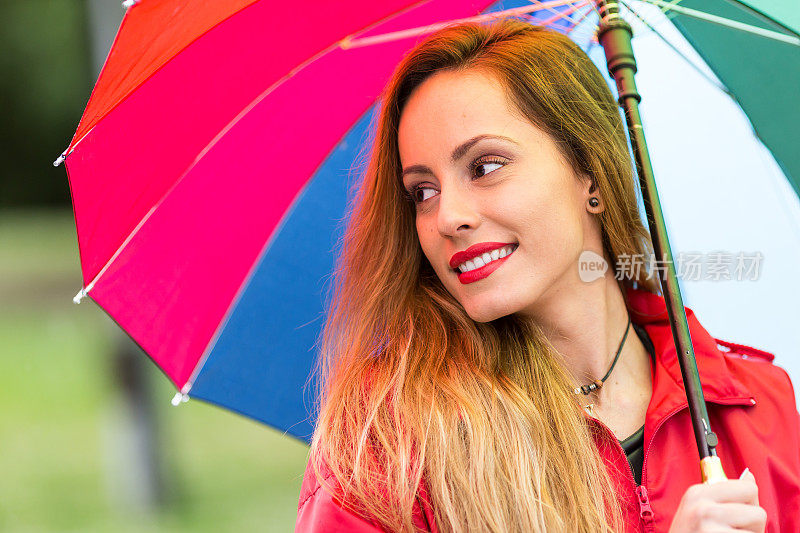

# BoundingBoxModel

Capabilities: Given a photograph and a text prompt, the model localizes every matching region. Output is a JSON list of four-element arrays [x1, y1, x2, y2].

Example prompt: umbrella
[[56, 0, 800, 445]]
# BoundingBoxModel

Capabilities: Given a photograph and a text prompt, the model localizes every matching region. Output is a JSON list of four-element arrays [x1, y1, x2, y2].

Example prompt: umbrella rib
[[634, 0, 800, 46], [536, 0, 592, 29], [566, 4, 600, 46], [81, 202, 161, 295], [725, 0, 800, 39], [533, 1, 593, 31], [568, 3, 598, 33], [340, 0, 583, 49], [620, 0, 732, 95]]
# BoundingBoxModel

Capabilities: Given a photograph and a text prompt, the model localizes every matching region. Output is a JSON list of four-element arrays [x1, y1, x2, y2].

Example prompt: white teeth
[[456, 245, 516, 273]]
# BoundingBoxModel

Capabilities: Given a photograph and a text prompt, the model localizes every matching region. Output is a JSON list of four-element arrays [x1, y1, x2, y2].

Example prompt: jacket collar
[[625, 287, 755, 423]]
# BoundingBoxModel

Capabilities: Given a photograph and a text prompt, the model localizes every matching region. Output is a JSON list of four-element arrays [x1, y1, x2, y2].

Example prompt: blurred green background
[[0, 2, 310, 531]]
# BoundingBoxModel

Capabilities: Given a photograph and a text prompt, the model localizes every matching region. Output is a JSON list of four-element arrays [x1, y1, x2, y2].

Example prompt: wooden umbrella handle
[[700, 456, 728, 484]]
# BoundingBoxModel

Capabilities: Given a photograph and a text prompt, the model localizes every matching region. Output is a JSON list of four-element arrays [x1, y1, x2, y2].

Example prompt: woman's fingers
[[706, 502, 768, 530], [740, 470, 760, 506], [670, 473, 767, 533], [697, 475, 760, 505]]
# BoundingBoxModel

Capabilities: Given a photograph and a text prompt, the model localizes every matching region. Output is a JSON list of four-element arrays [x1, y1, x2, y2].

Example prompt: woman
[[295, 19, 800, 532]]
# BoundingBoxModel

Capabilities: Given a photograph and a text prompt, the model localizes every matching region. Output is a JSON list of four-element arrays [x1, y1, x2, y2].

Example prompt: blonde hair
[[309, 19, 659, 532]]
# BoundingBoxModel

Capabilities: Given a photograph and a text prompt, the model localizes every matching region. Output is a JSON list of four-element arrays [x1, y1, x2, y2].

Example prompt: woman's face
[[398, 68, 603, 323]]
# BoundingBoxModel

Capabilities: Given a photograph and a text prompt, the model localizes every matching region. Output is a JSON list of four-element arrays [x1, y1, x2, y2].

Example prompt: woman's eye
[[410, 185, 437, 203], [406, 156, 507, 204], [471, 157, 507, 178]]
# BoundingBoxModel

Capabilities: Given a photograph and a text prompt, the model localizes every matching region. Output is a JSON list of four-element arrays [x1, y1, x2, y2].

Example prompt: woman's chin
[[463, 303, 514, 323]]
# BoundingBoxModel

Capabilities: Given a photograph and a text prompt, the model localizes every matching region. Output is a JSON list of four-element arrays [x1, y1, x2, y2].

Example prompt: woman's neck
[[519, 269, 652, 414]]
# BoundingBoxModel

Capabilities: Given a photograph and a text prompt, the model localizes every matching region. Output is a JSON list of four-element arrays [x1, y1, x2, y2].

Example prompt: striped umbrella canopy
[[58, 0, 800, 441]]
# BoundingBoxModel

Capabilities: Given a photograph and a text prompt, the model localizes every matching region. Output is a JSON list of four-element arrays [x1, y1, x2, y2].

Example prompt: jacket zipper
[[593, 417, 656, 531], [602, 407, 679, 532], [635, 485, 655, 531]]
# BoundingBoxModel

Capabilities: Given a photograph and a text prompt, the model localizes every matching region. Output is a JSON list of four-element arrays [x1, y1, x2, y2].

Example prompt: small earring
[[588, 197, 600, 208]]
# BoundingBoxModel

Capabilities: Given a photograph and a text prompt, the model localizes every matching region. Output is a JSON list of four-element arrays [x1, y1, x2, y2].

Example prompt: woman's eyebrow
[[401, 134, 518, 179], [450, 134, 518, 162]]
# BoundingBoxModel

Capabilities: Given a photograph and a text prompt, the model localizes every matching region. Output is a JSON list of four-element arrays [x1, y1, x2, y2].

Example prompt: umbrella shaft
[[595, 0, 718, 461]]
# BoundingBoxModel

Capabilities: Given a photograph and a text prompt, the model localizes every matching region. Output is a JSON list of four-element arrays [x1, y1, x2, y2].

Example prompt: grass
[[0, 210, 310, 532]]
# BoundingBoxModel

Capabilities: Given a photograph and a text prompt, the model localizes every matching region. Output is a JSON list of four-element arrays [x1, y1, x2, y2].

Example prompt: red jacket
[[296, 288, 800, 531]]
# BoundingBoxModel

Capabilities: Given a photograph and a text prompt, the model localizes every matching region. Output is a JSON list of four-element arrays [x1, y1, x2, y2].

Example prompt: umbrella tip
[[53, 150, 67, 167], [122, 0, 139, 8], [171, 392, 190, 406], [72, 288, 87, 304]]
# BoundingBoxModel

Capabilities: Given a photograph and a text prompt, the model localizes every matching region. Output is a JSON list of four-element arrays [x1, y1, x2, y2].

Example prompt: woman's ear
[[587, 175, 598, 194], [582, 173, 603, 213]]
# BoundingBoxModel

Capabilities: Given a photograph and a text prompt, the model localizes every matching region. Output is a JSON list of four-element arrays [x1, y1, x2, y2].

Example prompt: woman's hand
[[668, 470, 767, 532]]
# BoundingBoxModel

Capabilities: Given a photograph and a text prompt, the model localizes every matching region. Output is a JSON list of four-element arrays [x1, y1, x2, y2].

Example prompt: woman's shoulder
[[713, 336, 798, 405], [296, 453, 328, 517], [712, 336, 800, 460], [297, 453, 332, 514], [296, 453, 386, 532], [296, 452, 437, 532]]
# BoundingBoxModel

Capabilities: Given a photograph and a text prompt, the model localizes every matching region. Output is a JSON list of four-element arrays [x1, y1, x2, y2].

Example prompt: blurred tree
[[0, 0, 91, 207]]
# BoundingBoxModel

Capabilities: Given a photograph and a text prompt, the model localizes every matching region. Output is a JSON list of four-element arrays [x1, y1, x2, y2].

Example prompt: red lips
[[449, 242, 516, 270]]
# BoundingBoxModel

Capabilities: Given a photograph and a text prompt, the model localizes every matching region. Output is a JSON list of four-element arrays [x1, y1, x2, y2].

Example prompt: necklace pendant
[[584, 403, 595, 416]]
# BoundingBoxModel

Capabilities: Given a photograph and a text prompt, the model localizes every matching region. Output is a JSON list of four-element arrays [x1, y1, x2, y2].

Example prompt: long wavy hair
[[309, 19, 659, 532]]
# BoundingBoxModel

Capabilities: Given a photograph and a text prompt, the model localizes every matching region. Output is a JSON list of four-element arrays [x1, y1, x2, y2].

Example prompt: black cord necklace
[[573, 315, 631, 396]]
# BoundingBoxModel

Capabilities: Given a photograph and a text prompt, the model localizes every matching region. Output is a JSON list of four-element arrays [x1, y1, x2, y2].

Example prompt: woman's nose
[[436, 183, 480, 236]]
